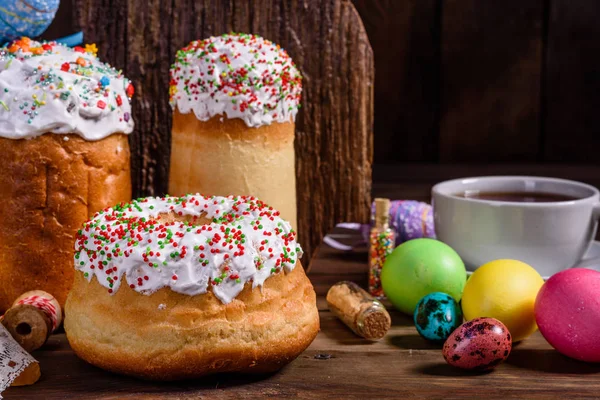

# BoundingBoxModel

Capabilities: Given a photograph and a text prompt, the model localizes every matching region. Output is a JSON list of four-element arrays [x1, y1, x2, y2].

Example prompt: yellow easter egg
[[461, 259, 544, 342]]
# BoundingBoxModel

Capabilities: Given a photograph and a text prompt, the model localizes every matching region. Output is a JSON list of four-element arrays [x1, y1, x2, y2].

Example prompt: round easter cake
[[64, 194, 319, 380]]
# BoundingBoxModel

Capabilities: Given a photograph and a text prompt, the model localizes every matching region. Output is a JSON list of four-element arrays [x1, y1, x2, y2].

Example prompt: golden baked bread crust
[[0, 133, 131, 312], [169, 111, 297, 228], [172, 110, 294, 143], [65, 262, 319, 380]]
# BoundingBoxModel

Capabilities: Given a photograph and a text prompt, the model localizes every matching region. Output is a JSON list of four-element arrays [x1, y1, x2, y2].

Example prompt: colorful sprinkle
[[74, 195, 302, 304], [85, 43, 98, 56], [0, 37, 134, 139], [368, 228, 395, 298], [99, 76, 110, 87], [169, 32, 302, 128], [126, 83, 134, 98]]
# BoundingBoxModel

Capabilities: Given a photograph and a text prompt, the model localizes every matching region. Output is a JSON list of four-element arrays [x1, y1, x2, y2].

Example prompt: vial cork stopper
[[374, 198, 391, 228], [326, 281, 391, 340]]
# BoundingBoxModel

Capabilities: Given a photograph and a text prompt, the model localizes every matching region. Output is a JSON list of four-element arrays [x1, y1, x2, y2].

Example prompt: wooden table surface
[[5, 229, 600, 399]]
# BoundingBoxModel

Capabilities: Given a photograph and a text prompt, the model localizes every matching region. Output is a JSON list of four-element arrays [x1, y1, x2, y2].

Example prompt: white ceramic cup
[[431, 176, 600, 277]]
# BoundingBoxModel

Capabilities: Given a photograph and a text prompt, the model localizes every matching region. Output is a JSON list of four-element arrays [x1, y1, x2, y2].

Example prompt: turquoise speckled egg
[[414, 292, 463, 342], [0, 0, 60, 43]]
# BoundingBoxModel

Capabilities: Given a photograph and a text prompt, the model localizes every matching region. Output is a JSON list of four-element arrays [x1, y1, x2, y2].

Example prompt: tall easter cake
[[0, 37, 134, 312], [168, 33, 301, 228]]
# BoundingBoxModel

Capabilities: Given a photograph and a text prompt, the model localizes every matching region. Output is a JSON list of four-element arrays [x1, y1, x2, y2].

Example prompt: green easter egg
[[381, 238, 466, 315]]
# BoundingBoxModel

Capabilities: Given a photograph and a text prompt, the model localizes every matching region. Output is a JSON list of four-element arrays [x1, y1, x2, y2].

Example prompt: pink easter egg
[[535, 268, 600, 362]]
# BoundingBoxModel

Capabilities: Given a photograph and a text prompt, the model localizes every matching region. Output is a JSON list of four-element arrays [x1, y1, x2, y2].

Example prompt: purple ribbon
[[324, 200, 436, 251]]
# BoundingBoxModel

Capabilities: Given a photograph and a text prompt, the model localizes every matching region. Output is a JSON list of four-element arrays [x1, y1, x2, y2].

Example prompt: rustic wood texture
[[352, 0, 440, 163], [351, 0, 600, 166], [544, 0, 600, 163], [439, 0, 544, 162], [5, 226, 600, 399], [40, 0, 374, 264]]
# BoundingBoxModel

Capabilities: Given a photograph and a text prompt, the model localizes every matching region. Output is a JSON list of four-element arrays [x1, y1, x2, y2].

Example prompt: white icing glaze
[[74, 195, 303, 304], [169, 33, 302, 128], [0, 38, 134, 140]]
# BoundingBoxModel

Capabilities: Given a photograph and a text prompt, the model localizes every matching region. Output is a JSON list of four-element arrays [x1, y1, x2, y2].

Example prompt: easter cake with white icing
[[64, 194, 319, 380], [0, 37, 133, 312], [168, 33, 301, 228]]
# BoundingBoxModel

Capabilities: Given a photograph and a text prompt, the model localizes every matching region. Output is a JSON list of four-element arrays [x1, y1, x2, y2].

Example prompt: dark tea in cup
[[456, 191, 579, 203]]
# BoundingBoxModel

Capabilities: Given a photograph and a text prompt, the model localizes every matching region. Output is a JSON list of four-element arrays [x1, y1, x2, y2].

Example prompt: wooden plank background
[[349, 0, 600, 166], [352, 0, 440, 163], [544, 0, 600, 163], [439, 0, 544, 162]]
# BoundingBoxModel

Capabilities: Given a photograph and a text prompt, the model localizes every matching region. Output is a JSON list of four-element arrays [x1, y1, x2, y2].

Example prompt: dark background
[[350, 0, 600, 202], [42, 0, 600, 202]]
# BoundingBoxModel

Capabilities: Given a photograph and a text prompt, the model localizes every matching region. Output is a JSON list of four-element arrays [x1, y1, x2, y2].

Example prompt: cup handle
[[574, 203, 600, 271], [594, 203, 600, 220]]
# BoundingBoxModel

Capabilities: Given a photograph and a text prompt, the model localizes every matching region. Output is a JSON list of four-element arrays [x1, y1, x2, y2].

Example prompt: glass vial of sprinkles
[[369, 198, 395, 298]]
